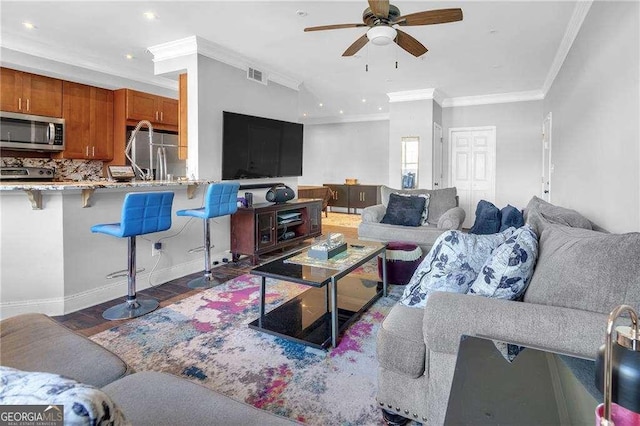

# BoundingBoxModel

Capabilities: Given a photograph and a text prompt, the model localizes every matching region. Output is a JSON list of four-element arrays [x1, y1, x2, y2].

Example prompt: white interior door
[[542, 112, 552, 202], [432, 122, 443, 189], [449, 127, 497, 228]]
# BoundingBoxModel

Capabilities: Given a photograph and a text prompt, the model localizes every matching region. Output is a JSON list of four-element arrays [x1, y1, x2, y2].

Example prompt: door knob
[[544, 190, 549, 194]]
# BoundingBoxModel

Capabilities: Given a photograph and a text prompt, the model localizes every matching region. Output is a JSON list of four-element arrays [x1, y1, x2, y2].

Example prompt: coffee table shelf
[[249, 239, 387, 349]]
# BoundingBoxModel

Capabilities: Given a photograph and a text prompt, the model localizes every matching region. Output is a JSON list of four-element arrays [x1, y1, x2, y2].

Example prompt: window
[[401, 137, 419, 189]]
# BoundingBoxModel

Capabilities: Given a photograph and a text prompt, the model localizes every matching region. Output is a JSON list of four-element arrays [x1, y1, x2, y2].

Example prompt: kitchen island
[[0, 179, 231, 319]]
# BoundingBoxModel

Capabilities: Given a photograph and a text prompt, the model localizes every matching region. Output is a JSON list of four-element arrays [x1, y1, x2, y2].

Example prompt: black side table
[[445, 335, 602, 425]]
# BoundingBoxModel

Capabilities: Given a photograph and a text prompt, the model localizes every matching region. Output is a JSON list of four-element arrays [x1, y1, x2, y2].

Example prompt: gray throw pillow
[[523, 224, 640, 314], [524, 196, 592, 236]]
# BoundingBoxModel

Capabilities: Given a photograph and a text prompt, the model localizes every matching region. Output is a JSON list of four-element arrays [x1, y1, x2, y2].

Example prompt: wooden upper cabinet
[[124, 89, 178, 127], [57, 81, 113, 160], [0, 68, 62, 117], [178, 73, 188, 159]]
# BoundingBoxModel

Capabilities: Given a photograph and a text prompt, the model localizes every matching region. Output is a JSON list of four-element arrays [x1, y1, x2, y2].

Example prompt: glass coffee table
[[249, 239, 387, 349]]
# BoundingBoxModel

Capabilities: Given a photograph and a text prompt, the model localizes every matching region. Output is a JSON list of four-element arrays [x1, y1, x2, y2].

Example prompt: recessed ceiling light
[[361, 98, 366, 103], [22, 22, 36, 30], [143, 12, 157, 20], [303, 113, 307, 117], [125, 54, 134, 60], [378, 107, 383, 111], [318, 103, 323, 107], [339, 110, 344, 114], [296, 10, 307, 17]]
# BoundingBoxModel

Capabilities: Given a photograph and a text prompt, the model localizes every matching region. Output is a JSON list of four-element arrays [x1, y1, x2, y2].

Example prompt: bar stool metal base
[[187, 273, 222, 289], [102, 298, 159, 320]]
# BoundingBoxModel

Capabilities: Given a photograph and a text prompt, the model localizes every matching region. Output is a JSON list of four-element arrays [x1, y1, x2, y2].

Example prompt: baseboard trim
[[0, 251, 231, 319]]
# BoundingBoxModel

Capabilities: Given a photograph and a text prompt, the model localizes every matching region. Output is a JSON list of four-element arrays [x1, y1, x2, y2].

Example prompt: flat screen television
[[222, 111, 304, 180]]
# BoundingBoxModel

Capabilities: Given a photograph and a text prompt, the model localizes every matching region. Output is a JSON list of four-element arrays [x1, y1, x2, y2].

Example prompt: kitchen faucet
[[124, 120, 154, 180]]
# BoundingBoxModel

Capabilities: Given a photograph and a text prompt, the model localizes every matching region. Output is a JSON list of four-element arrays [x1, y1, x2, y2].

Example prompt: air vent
[[247, 67, 267, 85]]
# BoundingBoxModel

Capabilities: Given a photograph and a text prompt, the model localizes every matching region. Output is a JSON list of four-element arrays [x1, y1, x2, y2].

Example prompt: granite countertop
[[0, 179, 215, 191]]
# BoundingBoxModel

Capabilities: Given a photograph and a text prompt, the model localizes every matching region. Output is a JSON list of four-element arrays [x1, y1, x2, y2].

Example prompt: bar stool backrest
[[204, 182, 240, 218], [120, 192, 175, 237]]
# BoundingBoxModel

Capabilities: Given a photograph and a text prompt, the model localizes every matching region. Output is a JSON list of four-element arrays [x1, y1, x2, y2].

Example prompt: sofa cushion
[[500, 204, 524, 231], [0, 313, 130, 388], [380, 186, 457, 223], [376, 303, 426, 378], [399, 228, 515, 308], [523, 224, 640, 314], [0, 366, 128, 426], [469, 200, 501, 235], [381, 193, 426, 227], [469, 225, 539, 300], [524, 196, 592, 235]]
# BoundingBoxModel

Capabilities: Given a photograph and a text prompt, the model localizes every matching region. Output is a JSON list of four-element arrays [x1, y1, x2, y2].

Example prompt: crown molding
[[303, 112, 389, 125], [542, 0, 594, 95], [0, 36, 177, 91], [441, 90, 545, 108], [148, 36, 302, 91]]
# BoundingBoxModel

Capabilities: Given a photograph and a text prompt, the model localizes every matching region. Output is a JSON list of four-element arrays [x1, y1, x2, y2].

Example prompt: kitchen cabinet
[[56, 81, 113, 160], [231, 199, 322, 264], [324, 184, 381, 214], [178, 73, 188, 159], [124, 89, 178, 127], [0, 68, 62, 117]]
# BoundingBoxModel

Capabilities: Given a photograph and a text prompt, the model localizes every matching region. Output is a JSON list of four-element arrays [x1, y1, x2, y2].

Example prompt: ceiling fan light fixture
[[367, 26, 397, 46]]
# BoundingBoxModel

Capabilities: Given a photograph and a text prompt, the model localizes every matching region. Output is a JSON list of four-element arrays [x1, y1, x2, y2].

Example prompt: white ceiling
[[0, 1, 578, 121]]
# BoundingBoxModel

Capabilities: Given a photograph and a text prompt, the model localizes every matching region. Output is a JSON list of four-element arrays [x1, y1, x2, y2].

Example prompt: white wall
[[442, 101, 543, 210], [389, 100, 434, 189], [543, 1, 639, 232], [301, 120, 389, 186]]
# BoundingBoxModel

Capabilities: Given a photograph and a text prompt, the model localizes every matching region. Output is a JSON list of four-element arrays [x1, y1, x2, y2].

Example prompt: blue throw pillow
[[400, 228, 516, 308], [468, 225, 539, 300], [469, 200, 501, 235], [381, 193, 426, 227], [500, 204, 524, 231]]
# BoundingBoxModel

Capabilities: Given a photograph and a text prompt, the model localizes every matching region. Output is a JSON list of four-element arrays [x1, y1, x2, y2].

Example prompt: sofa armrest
[[423, 292, 606, 360], [436, 207, 465, 230], [361, 204, 386, 223]]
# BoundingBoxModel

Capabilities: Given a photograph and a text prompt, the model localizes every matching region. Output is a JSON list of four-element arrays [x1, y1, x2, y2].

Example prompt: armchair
[[358, 186, 465, 252]]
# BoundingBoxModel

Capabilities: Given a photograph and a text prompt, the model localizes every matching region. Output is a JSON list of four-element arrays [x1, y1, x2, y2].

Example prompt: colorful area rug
[[91, 270, 403, 425]]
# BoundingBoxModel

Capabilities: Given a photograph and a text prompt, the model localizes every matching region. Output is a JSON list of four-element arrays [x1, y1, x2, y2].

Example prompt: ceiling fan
[[304, 0, 463, 58]]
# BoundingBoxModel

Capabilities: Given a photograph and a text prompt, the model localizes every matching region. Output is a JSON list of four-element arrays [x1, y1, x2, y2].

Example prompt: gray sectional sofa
[[375, 196, 640, 425], [358, 186, 466, 252], [0, 313, 296, 425]]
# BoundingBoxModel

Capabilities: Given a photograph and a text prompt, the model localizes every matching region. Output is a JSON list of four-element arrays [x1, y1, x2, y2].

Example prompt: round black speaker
[[265, 185, 295, 204]]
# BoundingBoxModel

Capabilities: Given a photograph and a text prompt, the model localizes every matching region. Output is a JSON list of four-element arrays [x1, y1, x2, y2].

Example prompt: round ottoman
[[378, 242, 424, 285]]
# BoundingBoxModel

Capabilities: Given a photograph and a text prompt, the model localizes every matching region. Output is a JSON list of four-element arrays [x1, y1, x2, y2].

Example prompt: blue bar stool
[[177, 182, 240, 288], [91, 191, 174, 320]]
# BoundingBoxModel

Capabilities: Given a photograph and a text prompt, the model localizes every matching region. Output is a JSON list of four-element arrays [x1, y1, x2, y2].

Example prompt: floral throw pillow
[[0, 366, 129, 426], [468, 225, 539, 300], [399, 227, 516, 308]]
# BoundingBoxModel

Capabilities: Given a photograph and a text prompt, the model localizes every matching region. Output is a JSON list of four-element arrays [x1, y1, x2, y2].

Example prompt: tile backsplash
[[0, 158, 104, 181]]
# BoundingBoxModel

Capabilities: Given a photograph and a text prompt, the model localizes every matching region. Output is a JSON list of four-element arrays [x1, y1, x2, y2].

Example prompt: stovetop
[[0, 166, 55, 181]]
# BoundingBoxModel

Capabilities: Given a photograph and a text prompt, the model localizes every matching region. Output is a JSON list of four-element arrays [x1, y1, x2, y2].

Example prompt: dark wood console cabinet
[[231, 199, 322, 264], [324, 184, 381, 214]]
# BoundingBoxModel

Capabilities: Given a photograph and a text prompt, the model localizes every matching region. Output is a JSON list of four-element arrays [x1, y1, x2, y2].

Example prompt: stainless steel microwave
[[0, 111, 65, 151]]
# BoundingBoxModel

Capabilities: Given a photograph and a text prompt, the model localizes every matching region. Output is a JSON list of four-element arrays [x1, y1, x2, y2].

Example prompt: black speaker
[[265, 185, 295, 204]]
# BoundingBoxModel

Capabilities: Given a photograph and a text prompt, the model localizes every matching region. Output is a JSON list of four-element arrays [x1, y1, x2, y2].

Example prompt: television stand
[[230, 199, 323, 264]]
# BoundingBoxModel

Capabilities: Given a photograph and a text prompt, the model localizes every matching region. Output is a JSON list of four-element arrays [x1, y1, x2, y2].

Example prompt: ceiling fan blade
[[368, 0, 390, 19], [304, 23, 367, 32], [395, 29, 428, 57], [342, 34, 369, 57], [393, 8, 463, 26]]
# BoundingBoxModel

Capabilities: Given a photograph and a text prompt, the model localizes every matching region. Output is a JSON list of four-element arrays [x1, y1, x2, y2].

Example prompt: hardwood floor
[[53, 223, 359, 336]]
